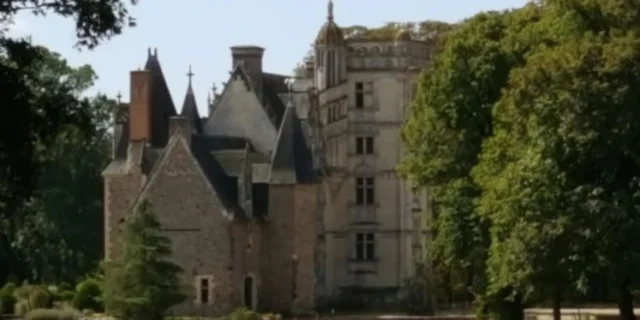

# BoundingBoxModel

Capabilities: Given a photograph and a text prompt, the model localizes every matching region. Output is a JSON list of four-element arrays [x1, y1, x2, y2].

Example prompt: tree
[[403, 1, 640, 319], [399, 9, 533, 315], [0, 0, 137, 49], [103, 200, 186, 320], [0, 0, 137, 282], [478, 26, 640, 319]]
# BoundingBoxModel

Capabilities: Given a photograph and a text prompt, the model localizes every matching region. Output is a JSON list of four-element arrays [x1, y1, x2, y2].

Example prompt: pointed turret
[[141, 47, 178, 147], [269, 80, 298, 184], [180, 65, 203, 134]]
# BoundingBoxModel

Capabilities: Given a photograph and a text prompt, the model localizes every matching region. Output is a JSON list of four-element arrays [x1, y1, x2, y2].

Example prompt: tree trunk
[[618, 277, 636, 320], [552, 287, 563, 320]]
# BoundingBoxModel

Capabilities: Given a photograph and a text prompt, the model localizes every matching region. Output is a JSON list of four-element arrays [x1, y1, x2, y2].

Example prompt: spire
[[327, 0, 334, 21], [180, 65, 203, 133], [269, 77, 298, 184], [186, 65, 194, 89]]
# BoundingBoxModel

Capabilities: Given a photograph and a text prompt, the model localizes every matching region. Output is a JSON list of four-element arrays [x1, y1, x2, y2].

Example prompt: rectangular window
[[356, 232, 375, 261], [355, 177, 375, 205], [199, 278, 210, 304], [365, 137, 374, 154], [355, 82, 364, 109], [355, 137, 374, 155]]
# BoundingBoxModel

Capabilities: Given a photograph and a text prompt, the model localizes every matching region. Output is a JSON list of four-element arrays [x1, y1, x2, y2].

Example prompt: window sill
[[348, 259, 379, 274], [347, 203, 379, 208]]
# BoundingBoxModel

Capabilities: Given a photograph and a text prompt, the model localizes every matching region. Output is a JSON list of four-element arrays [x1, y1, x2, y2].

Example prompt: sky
[[8, 0, 528, 116]]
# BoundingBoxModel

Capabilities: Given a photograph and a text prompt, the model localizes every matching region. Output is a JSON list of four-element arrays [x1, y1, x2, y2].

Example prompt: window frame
[[355, 177, 375, 205], [355, 232, 376, 261], [355, 82, 364, 109]]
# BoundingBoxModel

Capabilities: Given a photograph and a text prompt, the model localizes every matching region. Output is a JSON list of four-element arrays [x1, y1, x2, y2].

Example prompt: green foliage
[[103, 200, 185, 320], [401, 0, 640, 318], [343, 20, 454, 42], [0, 282, 17, 314], [29, 287, 52, 310], [0, 42, 115, 283], [71, 278, 102, 311], [222, 308, 260, 320], [0, 0, 135, 283], [0, 0, 137, 49], [23, 308, 81, 320]]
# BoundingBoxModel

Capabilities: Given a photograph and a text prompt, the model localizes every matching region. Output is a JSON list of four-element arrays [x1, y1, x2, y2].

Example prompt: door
[[243, 276, 254, 309]]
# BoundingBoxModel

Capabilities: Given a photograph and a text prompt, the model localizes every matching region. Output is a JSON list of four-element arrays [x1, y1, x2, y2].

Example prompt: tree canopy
[[401, 1, 640, 319], [0, 0, 136, 283]]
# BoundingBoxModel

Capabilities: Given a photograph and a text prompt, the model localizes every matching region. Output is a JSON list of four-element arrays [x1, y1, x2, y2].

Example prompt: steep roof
[[203, 64, 278, 156], [269, 98, 316, 184], [144, 51, 178, 147], [180, 77, 203, 134]]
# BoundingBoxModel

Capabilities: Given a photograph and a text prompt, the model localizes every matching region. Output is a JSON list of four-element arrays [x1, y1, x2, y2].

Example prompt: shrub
[[0, 282, 17, 314], [72, 278, 102, 311], [30, 287, 53, 309], [225, 308, 260, 320], [24, 308, 81, 320]]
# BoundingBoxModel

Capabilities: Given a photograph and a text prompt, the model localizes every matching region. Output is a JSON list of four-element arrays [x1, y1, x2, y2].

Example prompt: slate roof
[[104, 49, 318, 218], [180, 81, 203, 134], [270, 99, 316, 184]]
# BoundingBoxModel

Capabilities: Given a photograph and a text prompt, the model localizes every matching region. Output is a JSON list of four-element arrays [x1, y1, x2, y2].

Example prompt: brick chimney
[[231, 46, 264, 98], [129, 70, 153, 142]]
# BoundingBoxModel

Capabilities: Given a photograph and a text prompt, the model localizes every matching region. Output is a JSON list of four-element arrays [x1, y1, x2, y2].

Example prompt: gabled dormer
[[203, 62, 278, 156]]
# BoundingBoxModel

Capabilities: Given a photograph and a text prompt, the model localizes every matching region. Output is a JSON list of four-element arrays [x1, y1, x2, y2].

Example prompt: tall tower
[[314, 0, 346, 91]]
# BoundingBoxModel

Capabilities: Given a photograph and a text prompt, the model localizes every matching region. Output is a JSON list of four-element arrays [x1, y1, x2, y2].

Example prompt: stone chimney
[[231, 45, 264, 98], [168, 116, 192, 145], [129, 70, 153, 142]]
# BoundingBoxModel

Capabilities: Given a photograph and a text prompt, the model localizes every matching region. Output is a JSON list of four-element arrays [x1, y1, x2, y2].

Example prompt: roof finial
[[212, 82, 218, 95], [116, 91, 122, 103], [327, 0, 334, 21], [154, 48, 158, 57], [147, 48, 151, 57], [285, 77, 295, 108], [187, 65, 194, 86]]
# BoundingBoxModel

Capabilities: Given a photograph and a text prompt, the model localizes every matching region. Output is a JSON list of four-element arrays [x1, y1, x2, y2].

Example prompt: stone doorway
[[243, 275, 256, 309]]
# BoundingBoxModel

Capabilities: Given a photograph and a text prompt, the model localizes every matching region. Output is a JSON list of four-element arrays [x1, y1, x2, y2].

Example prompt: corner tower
[[314, 0, 346, 91]]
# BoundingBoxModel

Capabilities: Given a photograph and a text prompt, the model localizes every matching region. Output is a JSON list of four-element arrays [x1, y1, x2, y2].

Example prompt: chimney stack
[[129, 70, 153, 142], [230, 46, 265, 98]]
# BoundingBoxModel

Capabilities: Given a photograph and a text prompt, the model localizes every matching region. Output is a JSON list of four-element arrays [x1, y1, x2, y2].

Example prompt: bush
[[0, 282, 17, 314], [225, 308, 260, 320], [24, 308, 81, 320], [29, 287, 53, 309], [12, 284, 52, 313], [71, 278, 102, 311]]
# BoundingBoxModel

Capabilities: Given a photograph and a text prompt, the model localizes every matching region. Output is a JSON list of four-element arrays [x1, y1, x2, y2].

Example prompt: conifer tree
[[103, 200, 185, 320]]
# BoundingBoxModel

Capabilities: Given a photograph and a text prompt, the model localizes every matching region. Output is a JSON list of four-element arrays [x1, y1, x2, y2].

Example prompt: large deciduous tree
[[402, 0, 640, 319], [0, 0, 136, 282]]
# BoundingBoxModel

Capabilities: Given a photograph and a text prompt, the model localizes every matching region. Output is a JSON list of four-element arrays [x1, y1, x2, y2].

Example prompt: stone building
[[307, 0, 432, 308], [102, 0, 432, 316]]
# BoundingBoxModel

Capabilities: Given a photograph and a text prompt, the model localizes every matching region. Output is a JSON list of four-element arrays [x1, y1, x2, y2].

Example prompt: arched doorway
[[243, 275, 256, 309]]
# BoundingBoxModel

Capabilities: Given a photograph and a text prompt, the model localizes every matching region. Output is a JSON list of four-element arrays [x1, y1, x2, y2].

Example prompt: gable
[[131, 135, 236, 224], [204, 74, 277, 156]]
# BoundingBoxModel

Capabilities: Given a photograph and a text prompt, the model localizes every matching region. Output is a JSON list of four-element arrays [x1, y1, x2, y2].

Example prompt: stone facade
[[308, 1, 432, 309], [102, 1, 433, 316]]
